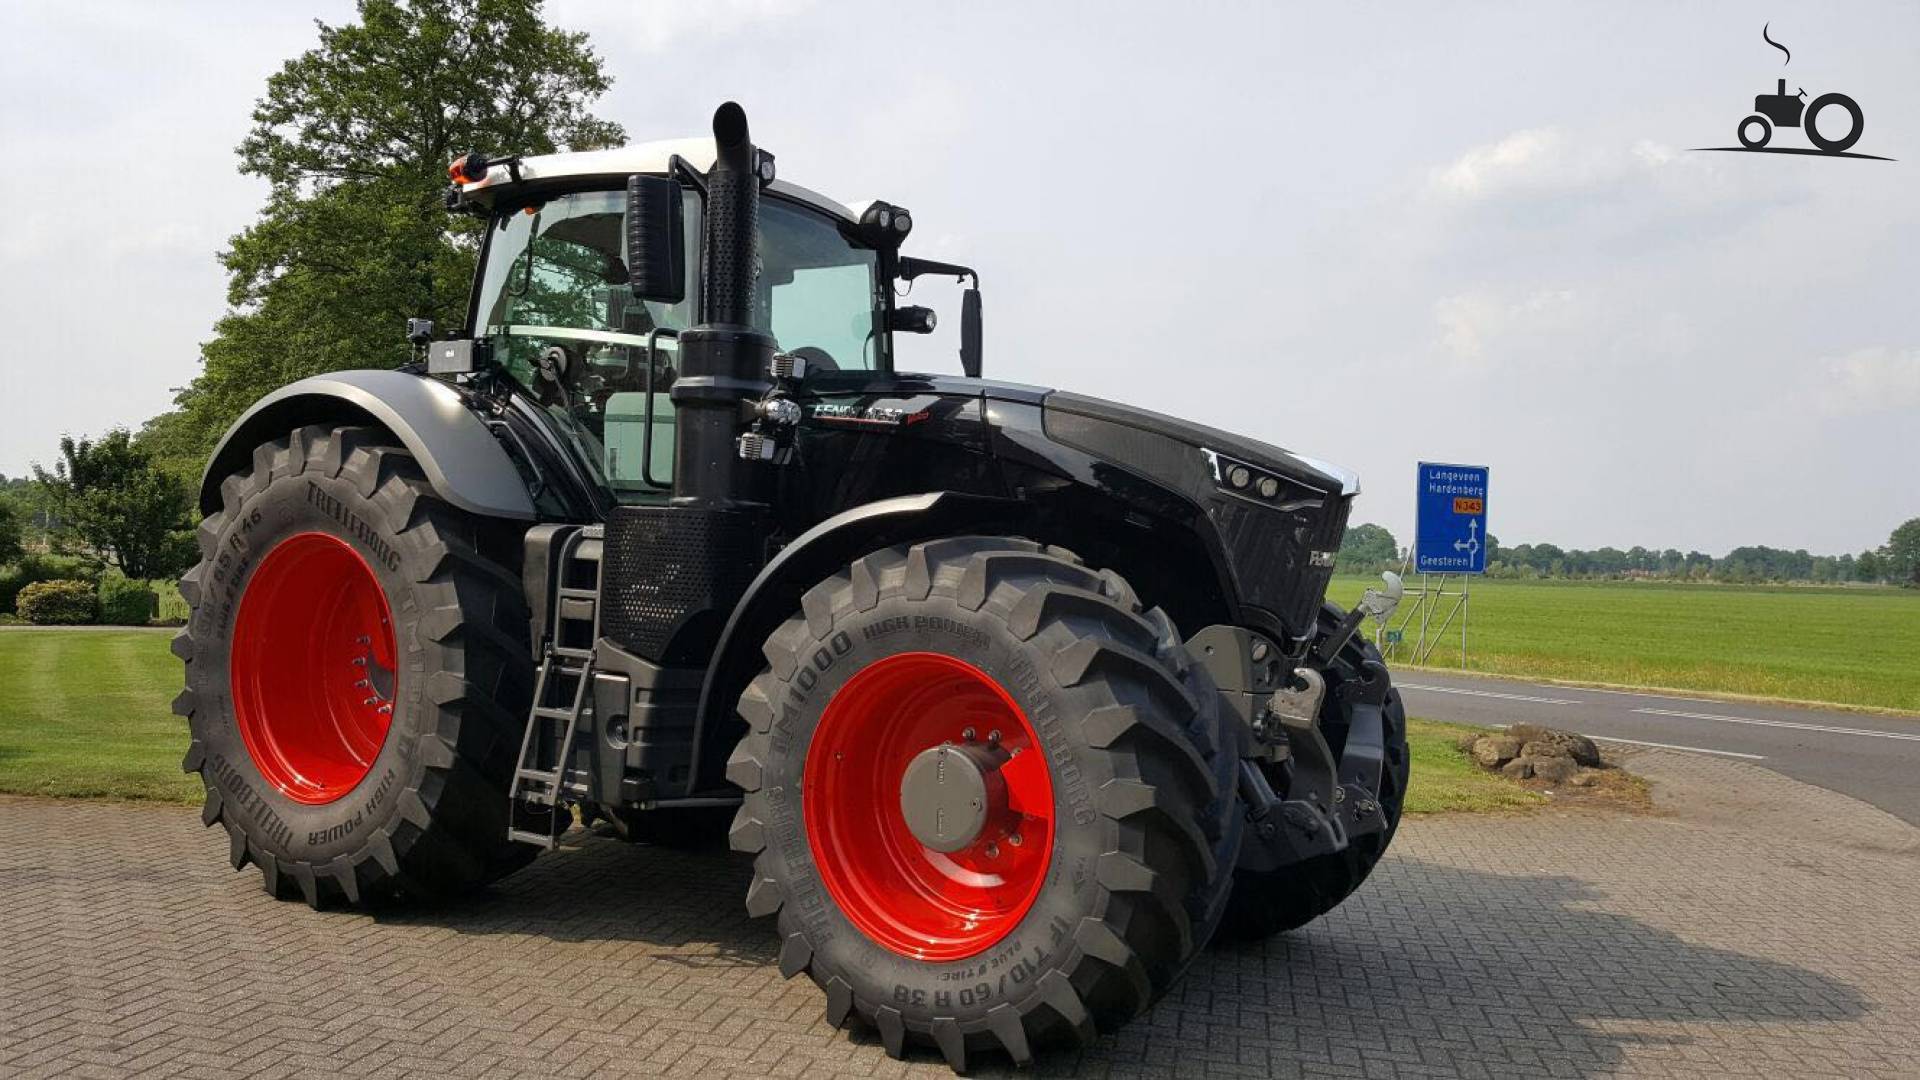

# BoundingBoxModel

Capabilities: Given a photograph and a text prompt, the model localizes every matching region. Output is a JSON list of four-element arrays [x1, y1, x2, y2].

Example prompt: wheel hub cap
[[899, 743, 1005, 853]]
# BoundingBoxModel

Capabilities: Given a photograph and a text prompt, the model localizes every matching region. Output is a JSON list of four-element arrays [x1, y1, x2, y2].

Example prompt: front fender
[[685, 490, 1025, 794], [199, 370, 536, 521]]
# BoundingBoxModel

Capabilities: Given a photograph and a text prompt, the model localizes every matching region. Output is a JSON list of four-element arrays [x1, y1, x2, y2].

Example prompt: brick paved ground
[[3, 750, 1916, 1079]]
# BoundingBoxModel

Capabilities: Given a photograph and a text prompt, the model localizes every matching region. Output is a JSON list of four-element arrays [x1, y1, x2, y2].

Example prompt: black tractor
[[1738, 78, 1864, 153], [175, 102, 1408, 1070]]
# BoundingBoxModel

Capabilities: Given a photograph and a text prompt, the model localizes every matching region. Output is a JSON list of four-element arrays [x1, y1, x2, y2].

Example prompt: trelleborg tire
[[726, 537, 1241, 1071], [173, 424, 538, 907], [1217, 604, 1410, 940]]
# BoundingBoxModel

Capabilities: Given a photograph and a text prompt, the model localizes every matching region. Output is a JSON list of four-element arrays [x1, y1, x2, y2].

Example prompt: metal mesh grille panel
[[1208, 494, 1350, 638], [600, 506, 763, 662]]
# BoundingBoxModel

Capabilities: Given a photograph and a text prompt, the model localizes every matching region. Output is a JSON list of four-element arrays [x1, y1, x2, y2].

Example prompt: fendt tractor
[[175, 103, 1409, 1069]]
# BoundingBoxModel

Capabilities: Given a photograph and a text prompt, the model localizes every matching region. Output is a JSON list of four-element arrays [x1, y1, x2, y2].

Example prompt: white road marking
[[1583, 735, 1766, 760], [1633, 708, 1920, 743], [1399, 683, 1582, 706], [1546, 684, 1697, 699]]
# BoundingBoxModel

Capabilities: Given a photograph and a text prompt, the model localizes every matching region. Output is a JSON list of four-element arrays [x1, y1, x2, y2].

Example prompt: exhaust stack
[[671, 102, 777, 508]]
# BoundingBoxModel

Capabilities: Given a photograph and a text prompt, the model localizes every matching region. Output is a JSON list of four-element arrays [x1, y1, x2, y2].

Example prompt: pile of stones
[[1465, 723, 1607, 786]]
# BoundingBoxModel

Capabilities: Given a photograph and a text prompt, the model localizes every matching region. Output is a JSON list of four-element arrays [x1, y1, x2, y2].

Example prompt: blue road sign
[[1414, 462, 1489, 575]]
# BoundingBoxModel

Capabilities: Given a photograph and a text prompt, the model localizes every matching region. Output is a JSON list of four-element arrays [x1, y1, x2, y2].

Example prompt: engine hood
[[1041, 391, 1359, 496]]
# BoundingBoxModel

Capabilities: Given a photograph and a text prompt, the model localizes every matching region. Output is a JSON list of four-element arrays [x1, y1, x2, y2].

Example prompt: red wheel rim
[[230, 532, 398, 805], [805, 652, 1054, 961]]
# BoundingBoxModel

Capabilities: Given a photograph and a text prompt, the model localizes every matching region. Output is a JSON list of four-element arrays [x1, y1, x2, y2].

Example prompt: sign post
[[1384, 463, 1489, 666]]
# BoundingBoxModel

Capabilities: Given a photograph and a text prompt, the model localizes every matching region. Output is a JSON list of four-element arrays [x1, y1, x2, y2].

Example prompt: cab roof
[[454, 137, 862, 222]]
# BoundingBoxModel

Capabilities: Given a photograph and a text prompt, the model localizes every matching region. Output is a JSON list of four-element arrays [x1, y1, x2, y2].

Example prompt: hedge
[[100, 577, 159, 626], [1, 553, 100, 614], [16, 579, 99, 625]]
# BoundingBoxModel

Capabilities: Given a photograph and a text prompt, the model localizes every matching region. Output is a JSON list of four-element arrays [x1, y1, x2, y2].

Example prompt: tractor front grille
[[1207, 493, 1350, 640], [599, 505, 764, 664]]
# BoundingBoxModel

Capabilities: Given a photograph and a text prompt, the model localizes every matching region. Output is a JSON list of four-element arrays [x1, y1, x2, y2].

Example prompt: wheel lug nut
[[1007, 832, 1022, 847], [961, 727, 976, 742], [984, 843, 1000, 858], [987, 730, 1001, 747]]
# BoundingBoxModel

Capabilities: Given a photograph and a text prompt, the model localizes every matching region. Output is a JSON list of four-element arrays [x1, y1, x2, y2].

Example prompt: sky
[[2, 1, 1916, 556]]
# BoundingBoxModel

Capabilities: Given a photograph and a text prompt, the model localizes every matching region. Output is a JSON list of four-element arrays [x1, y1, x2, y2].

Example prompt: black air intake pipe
[[671, 102, 777, 508]]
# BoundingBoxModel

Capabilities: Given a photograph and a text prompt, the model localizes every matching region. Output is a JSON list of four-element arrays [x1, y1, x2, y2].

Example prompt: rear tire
[[174, 424, 537, 907], [1217, 605, 1410, 940], [1805, 93, 1863, 153], [727, 537, 1240, 1070]]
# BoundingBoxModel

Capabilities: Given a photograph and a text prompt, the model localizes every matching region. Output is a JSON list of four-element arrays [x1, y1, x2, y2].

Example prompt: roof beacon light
[[448, 153, 490, 184]]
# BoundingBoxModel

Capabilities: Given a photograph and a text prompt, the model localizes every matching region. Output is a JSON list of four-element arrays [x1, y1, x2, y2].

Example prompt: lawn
[[1330, 575, 1920, 713], [0, 629, 1536, 814], [0, 629, 202, 803]]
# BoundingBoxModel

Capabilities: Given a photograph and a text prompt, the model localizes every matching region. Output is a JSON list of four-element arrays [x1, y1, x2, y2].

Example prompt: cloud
[[1428, 127, 1732, 205], [1433, 288, 1579, 371], [550, 0, 814, 54], [1429, 128, 1569, 198], [1814, 345, 1920, 416]]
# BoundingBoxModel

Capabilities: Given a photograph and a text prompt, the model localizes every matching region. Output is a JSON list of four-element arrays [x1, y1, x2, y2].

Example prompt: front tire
[[727, 537, 1240, 1070], [1738, 114, 1772, 148], [174, 424, 537, 907], [1217, 605, 1410, 940]]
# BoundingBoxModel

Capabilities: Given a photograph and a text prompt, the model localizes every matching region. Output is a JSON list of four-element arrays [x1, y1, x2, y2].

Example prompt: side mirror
[[625, 174, 685, 305], [960, 286, 983, 378]]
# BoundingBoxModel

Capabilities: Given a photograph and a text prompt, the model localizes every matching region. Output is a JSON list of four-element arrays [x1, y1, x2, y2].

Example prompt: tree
[[1337, 523, 1399, 571], [0, 474, 54, 542], [0, 501, 22, 567], [1855, 550, 1883, 582], [147, 0, 624, 469], [1884, 517, 1920, 587], [31, 431, 194, 580], [1526, 543, 1565, 573]]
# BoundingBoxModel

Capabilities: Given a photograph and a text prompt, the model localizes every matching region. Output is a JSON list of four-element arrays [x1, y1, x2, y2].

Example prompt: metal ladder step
[[507, 827, 563, 850], [507, 525, 602, 850]]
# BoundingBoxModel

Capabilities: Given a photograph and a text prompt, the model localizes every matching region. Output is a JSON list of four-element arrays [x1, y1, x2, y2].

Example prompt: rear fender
[[199, 371, 536, 521]]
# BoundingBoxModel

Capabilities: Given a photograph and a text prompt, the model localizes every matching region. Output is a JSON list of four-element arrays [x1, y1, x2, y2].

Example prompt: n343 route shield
[[1414, 462, 1489, 574]]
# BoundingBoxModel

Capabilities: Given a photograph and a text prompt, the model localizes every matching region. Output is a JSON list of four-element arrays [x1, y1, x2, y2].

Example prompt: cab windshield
[[472, 188, 881, 496]]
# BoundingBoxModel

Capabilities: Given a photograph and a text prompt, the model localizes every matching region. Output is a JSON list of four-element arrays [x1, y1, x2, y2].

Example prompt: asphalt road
[[1396, 671, 1920, 826]]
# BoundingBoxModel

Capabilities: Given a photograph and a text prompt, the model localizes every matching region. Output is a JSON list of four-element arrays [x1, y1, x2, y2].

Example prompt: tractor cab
[[447, 142, 975, 504], [1753, 78, 1807, 127]]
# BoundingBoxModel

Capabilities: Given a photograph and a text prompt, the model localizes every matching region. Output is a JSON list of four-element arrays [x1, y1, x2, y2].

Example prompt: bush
[[154, 580, 190, 625], [0, 553, 101, 614], [16, 579, 98, 625], [99, 577, 159, 625]]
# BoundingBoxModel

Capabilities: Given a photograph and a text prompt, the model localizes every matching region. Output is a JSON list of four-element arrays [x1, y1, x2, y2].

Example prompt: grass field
[[1330, 575, 1920, 713], [0, 629, 1534, 813], [0, 629, 202, 802]]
